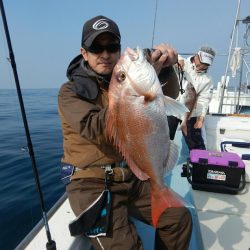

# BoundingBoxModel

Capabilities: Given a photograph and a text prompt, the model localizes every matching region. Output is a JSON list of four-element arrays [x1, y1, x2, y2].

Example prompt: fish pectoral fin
[[151, 186, 184, 227], [127, 159, 150, 181], [162, 95, 189, 117], [164, 141, 179, 174]]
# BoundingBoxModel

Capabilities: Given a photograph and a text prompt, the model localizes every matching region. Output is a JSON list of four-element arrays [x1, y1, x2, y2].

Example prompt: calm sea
[[0, 89, 65, 250]]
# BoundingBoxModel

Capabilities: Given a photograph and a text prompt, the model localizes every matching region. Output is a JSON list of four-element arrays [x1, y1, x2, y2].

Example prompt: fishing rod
[[151, 0, 158, 48], [0, 1, 56, 249]]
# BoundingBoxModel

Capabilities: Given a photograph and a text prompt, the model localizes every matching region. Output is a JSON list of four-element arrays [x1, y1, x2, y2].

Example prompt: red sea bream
[[106, 47, 189, 227]]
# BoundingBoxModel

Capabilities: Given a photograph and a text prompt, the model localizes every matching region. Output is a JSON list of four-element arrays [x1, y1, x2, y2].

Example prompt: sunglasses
[[85, 43, 121, 54]]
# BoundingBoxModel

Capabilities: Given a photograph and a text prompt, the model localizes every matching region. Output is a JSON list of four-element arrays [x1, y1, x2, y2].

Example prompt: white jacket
[[177, 56, 213, 118]]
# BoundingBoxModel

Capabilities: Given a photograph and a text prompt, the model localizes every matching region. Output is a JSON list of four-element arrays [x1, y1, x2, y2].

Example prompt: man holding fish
[[58, 15, 192, 250]]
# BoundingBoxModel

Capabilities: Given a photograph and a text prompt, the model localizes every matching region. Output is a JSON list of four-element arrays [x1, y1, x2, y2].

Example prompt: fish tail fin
[[151, 186, 184, 228]]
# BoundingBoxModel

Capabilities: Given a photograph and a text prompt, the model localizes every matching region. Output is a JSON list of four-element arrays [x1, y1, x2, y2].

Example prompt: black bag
[[69, 189, 111, 237], [181, 149, 246, 194]]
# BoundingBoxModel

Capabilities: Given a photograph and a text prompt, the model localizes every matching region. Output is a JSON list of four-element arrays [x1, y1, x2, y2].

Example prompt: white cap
[[198, 50, 214, 65]]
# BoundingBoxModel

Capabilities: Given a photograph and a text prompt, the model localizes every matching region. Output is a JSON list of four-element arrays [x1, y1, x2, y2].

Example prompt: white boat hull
[[205, 114, 250, 151], [209, 89, 250, 114]]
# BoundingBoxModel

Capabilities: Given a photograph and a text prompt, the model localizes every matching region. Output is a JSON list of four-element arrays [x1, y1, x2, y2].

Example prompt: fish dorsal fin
[[105, 111, 149, 181], [164, 140, 179, 175], [161, 95, 189, 117]]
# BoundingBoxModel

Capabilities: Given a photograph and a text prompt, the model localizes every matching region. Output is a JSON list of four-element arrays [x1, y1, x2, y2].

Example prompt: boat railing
[[15, 193, 67, 250]]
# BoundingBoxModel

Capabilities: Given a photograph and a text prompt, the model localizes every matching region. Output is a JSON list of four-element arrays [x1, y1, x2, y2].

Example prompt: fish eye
[[117, 71, 126, 82]]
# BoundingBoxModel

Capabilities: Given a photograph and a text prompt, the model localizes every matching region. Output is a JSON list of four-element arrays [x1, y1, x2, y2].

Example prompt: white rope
[[96, 237, 105, 250], [230, 47, 242, 77]]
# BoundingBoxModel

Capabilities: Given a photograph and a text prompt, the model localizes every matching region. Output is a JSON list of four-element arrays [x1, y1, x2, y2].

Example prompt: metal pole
[[236, 49, 244, 113], [218, 0, 241, 113], [0, 1, 56, 249]]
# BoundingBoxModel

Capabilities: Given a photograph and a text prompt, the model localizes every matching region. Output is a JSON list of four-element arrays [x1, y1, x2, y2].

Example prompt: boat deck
[[16, 131, 203, 250], [16, 194, 92, 250], [191, 157, 250, 250], [16, 132, 250, 250]]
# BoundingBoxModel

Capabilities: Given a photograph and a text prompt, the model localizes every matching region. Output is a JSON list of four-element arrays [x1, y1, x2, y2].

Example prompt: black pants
[[167, 116, 206, 150], [167, 116, 180, 140]]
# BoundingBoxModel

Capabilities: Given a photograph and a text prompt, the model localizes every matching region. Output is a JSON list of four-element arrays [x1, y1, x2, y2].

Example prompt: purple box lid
[[190, 149, 245, 168]]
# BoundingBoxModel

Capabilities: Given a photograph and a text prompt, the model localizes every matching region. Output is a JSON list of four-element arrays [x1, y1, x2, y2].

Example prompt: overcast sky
[[0, 0, 249, 89]]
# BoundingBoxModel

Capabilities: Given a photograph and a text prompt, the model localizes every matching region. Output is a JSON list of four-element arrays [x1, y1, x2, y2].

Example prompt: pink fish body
[[179, 81, 197, 135], [106, 47, 188, 227]]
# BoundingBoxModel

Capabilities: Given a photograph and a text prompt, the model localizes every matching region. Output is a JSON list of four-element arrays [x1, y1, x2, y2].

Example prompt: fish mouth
[[115, 47, 141, 73], [125, 47, 140, 61]]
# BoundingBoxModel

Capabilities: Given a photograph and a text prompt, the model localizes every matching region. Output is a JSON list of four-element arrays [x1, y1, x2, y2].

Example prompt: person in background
[[168, 46, 216, 150], [58, 15, 192, 250]]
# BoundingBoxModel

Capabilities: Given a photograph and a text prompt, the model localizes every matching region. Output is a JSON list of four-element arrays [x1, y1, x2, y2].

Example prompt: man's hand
[[194, 116, 204, 129], [178, 59, 185, 70], [180, 121, 188, 136], [151, 43, 178, 74]]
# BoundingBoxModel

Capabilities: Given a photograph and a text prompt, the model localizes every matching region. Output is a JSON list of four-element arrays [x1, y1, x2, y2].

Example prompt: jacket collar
[[66, 55, 110, 100]]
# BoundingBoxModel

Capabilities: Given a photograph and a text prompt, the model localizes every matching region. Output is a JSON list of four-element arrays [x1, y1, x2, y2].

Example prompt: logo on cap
[[93, 19, 109, 30]]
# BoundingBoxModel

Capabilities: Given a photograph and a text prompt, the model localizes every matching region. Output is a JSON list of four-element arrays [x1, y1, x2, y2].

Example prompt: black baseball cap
[[81, 15, 121, 47]]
